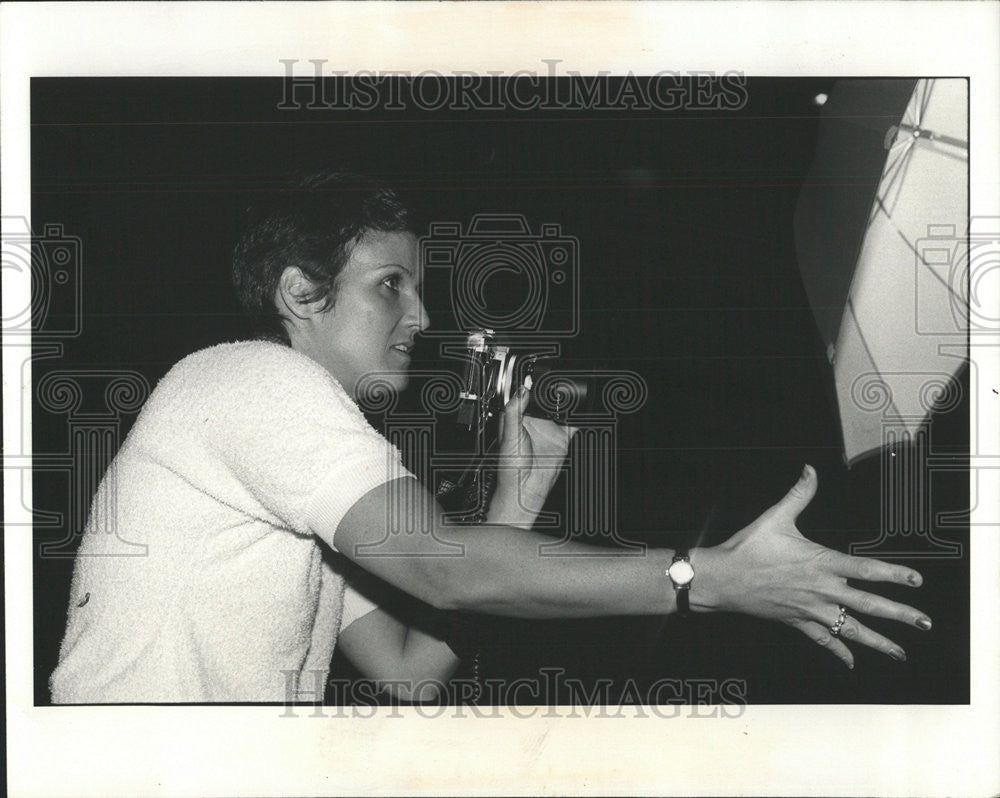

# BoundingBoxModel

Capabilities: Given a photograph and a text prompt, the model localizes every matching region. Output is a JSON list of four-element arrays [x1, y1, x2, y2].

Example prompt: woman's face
[[298, 230, 429, 398]]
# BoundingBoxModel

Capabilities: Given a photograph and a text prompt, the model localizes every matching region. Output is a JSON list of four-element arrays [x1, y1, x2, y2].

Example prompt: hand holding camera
[[488, 383, 578, 529]]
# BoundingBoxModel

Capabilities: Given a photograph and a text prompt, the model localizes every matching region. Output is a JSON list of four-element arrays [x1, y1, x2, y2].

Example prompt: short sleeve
[[140, 342, 414, 549], [340, 581, 379, 632]]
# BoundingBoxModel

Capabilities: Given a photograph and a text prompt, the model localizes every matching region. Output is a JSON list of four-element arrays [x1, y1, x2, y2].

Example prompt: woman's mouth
[[390, 343, 413, 362]]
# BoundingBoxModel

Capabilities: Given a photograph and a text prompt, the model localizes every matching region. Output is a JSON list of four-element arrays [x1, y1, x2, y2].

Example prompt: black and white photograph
[[28, 73, 972, 706], [3, 3, 999, 797]]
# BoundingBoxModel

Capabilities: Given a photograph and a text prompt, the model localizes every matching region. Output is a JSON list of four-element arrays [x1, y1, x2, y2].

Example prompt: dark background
[[31, 77, 969, 705]]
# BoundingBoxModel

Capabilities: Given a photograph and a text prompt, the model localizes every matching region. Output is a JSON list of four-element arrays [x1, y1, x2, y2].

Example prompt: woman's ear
[[276, 266, 321, 321]]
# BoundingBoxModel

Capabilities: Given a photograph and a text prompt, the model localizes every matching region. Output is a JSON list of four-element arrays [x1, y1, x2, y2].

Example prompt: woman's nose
[[418, 298, 431, 332], [408, 292, 431, 332]]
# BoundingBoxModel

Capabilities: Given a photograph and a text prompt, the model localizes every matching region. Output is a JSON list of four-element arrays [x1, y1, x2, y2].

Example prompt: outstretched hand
[[697, 465, 931, 669]]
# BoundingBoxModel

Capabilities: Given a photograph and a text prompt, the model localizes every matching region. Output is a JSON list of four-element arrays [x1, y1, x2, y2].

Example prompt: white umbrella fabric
[[795, 78, 968, 466]]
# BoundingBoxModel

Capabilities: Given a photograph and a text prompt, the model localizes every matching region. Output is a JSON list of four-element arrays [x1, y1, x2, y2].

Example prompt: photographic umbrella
[[794, 79, 968, 466]]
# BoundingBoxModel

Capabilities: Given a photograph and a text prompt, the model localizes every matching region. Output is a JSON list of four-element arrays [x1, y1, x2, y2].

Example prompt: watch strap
[[671, 547, 691, 616]]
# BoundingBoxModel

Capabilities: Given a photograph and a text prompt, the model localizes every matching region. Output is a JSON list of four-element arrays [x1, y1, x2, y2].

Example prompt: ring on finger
[[830, 605, 848, 636]]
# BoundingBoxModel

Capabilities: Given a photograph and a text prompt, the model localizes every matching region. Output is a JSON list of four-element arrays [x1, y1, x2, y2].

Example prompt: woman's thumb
[[778, 464, 818, 520]]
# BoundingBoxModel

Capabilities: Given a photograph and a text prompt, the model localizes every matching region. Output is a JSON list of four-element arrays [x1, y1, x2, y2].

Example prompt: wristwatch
[[667, 548, 695, 616]]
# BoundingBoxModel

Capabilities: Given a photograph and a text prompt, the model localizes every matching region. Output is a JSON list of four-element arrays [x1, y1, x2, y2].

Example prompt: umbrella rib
[[900, 81, 968, 152], [843, 297, 904, 422], [875, 139, 915, 220], [893, 223, 961, 297], [915, 79, 932, 128], [870, 146, 907, 224], [897, 125, 969, 153], [881, 144, 909, 192], [930, 135, 970, 153]]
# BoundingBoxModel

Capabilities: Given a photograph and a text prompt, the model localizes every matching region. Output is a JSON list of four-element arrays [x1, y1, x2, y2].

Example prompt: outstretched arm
[[324, 463, 929, 668]]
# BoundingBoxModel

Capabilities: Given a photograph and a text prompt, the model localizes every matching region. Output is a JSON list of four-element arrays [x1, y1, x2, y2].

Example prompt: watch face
[[669, 559, 695, 587]]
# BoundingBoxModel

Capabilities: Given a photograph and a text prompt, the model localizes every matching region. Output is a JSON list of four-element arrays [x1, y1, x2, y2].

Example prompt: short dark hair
[[232, 171, 417, 343]]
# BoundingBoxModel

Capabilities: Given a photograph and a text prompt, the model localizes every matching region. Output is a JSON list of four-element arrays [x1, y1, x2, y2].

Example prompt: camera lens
[[524, 362, 598, 424]]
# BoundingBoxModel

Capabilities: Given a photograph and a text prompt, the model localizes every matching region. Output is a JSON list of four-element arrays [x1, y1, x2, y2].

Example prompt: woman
[[50, 172, 930, 703]]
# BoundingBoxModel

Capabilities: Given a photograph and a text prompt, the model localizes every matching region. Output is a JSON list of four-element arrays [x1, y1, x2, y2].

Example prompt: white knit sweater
[[50, 341, 409, 703]]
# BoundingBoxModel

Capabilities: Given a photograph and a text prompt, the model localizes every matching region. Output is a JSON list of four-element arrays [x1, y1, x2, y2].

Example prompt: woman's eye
[[382, 275, 401, 292]]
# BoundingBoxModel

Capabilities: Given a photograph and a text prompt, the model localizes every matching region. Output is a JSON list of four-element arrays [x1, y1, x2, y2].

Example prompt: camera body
[[455, 329, 594, 429]]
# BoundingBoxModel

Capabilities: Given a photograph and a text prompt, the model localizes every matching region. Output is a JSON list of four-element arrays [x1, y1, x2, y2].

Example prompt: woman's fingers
[[822, 550, 924, 588], [832, 614, 908, 662], [795, 613, 909, 666], [793, 619, 855, 669], [840, 586, 932, 631]]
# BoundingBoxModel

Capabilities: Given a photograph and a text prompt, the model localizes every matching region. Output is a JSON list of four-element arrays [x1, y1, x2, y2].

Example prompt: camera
[[454, 329, 597, 430]]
